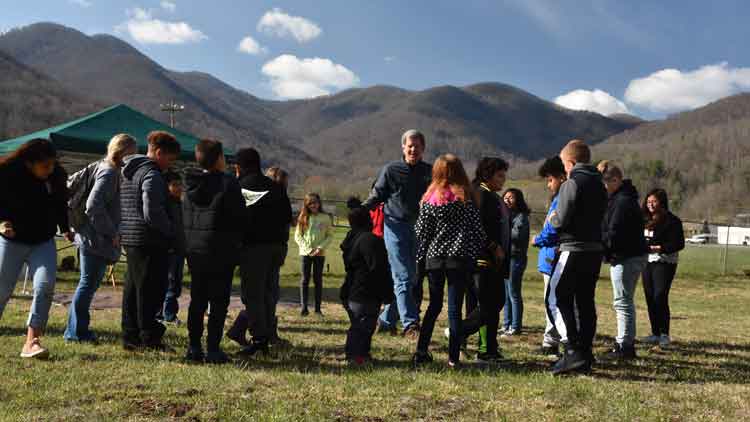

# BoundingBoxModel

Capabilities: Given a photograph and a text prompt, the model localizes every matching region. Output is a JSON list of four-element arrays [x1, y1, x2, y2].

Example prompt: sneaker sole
[[20, 349, 49, 359]]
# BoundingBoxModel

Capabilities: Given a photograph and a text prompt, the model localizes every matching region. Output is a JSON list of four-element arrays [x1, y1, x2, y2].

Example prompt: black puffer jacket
[[339, 229, 394, 305], [0, 161, 69, 244], [120, 155, 175, 248], [602, 179, 648, 262], [645, 211, 685, 255], [237, 173, 292, 245], [182, 168, 245, 257]]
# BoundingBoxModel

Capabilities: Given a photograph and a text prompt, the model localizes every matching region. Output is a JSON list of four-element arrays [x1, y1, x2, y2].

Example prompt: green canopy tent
[[0, 104, 225, 161]]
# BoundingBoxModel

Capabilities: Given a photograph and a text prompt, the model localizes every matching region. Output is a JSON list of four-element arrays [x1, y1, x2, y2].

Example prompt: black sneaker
[[239, 340, 269, 356], [184, 346, 205, 363], [205, 349, 230, 364], [412, 351, 433, 365], [551, 348, 587, 375], [539, 344, 560, 358], [475, 352, 505, 364], [300, 308, 309, 316], [226, 327, 248, 346], [607, 343, 636, 361]]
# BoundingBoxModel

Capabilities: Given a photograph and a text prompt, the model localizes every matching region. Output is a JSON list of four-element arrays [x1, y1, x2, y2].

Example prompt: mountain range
[[0, 22, 636, 184]]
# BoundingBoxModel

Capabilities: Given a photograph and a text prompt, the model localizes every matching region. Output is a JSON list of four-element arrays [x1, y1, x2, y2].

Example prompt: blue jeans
[[379, 217, 419, 330], [64, 251, 108, 341], [0, 237, 57, 329], [503, 256, 527, 332], [417, 268, 468, 362], [159, 254, 184, 322], [610, 255, 646, 346]]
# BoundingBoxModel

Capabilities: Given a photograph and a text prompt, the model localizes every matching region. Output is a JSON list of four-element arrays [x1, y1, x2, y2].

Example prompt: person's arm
[[549, 179, 577, 230], [85, 168, 118, 238], [468, 202, 488, 254], [414, 203, 435, 262], [661, 215, 685, 254], [534, 209, 559, 248], [361, 166, 390, 210], [317, 216, 335, 251], [141, 170, 175, 239]]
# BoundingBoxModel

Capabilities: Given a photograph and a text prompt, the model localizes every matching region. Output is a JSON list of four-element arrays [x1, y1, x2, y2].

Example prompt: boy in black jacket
[[182, 140, 245, 364], [598, 161, 648, 360], [340, 206, 394, 365], [548, 140, 607, 374]]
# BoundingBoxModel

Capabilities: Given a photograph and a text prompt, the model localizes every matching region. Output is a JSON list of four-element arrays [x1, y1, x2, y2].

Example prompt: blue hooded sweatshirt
[[533, 195, 559, 275]]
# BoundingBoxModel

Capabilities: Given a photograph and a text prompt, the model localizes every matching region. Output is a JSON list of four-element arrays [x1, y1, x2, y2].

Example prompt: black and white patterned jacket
[[415, 190, 487, 270]]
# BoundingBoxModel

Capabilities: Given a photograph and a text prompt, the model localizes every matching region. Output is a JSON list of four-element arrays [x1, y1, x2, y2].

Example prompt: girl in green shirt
[[295, 193, 333, 315]]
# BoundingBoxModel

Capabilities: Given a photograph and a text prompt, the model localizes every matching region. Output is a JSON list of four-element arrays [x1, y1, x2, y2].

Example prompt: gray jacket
[[74, 161, 122, 263]]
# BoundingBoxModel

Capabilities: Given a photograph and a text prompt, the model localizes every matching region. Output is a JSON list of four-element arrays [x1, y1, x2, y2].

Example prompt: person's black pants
[[642, 262, 677, 336], [122, 245, 169, 346], [547, 250, 602, 352], [187, 254, 235, 352], [300, 255, 325, 311], [417, 268, 469, 363], [345, 301, 380, 358], [463, 267, 504, 355]]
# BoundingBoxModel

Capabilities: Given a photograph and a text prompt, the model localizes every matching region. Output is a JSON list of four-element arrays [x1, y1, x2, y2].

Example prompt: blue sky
[[3, 0, 750, 118]]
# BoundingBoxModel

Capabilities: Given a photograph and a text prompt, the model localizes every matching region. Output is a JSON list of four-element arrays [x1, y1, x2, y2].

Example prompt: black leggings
[[301, 256, 325, 311], [642, 262, 677, 336]]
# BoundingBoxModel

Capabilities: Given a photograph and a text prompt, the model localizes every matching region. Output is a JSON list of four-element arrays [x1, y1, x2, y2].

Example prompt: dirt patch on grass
[[132, 398, 194, 418]]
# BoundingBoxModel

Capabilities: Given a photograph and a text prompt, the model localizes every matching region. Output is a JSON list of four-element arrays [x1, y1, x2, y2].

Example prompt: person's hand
[[494, 245, 505, 261], [312, 248, 322, 256], [0, 221, 15, 238], [63, 231, 75, 242], [650, 245, 661, 253]]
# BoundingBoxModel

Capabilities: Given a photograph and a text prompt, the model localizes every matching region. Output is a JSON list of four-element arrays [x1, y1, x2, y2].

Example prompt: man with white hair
[[362, 130, 432, 338]]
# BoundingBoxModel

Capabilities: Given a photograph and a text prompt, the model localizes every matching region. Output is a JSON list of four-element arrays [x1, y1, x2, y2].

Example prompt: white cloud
[[160, 1, 176, 12], [237, 35, 267, 55], [116, 7, 207, 45], [261, 54, 359, 99], [384, 56, 397, 62], [624, 62, 750, 113], [70, 0, 92, 7], [257, 8, 322, 43], [555, 89, 630, 116]]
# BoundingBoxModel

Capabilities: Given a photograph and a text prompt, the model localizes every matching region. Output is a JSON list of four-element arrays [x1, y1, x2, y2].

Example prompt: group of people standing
[[344, 132, 684, 374], [0, 128, 684, 375]]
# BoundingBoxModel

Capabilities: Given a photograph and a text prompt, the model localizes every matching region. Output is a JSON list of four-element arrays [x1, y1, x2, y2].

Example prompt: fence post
[[722, 225, 730, 275]]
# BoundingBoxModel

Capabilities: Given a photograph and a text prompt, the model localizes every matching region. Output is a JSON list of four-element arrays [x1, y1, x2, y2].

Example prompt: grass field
[[0, 228, 749, 421]]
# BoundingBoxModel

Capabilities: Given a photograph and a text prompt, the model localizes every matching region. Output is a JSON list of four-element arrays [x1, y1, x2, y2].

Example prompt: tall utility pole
[[160, 100, 185, 128]]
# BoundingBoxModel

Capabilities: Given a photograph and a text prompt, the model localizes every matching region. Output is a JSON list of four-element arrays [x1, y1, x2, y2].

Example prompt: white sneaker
[[444, 327, 450, 339], [640, 335, 661, 344], [659, 335, 671, 347]]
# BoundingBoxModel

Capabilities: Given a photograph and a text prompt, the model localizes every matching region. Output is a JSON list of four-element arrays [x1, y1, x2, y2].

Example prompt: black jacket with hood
[[182, 168, 245, 259], [237, 172, 293, 246], [119, 155, 175, 248], [0, 161, 69, 244], [339, 228, 394, 305], [602, 179, 648, 262]]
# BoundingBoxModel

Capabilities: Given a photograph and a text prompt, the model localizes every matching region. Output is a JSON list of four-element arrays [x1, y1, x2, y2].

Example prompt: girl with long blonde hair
[[295, 193, 333, 315]]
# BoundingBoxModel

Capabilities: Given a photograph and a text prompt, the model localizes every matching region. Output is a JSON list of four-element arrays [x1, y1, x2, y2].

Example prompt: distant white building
[[716, 226, 750, 246]]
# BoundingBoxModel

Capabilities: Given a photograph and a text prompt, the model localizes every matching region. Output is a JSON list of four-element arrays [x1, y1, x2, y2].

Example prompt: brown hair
[[265, 166, 289, 189], [598, 160, 623, 181], [195, 139, 223, 169], [421, 154, 476, 204], [297, 193, 325, 232], [560, 139, 591, 164], [643, 188, 669, 229], [147, 131, 181, 155]]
